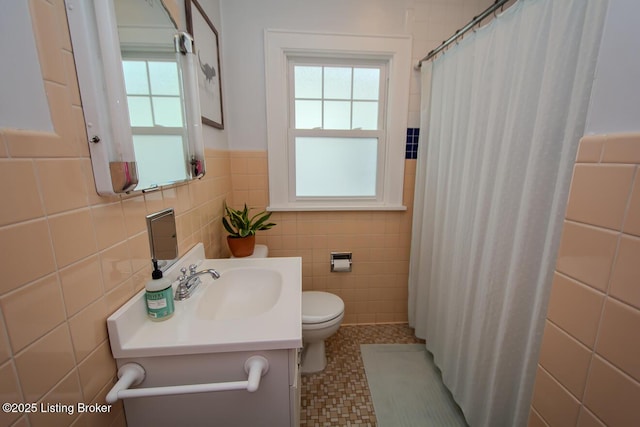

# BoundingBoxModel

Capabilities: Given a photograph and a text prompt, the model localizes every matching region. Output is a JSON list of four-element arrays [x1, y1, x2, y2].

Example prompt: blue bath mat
[[360, 344, 468, 427]]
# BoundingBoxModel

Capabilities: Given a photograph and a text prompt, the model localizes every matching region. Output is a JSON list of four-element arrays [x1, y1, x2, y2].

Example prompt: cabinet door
[[289, 348, 302, 426]]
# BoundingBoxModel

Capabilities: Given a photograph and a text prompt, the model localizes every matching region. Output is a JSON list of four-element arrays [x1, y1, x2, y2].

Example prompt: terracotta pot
[[226, 235, 256, 257]]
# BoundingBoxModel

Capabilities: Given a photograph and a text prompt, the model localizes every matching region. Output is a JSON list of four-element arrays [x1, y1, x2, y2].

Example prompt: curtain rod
[[416, 0, 512, 68]]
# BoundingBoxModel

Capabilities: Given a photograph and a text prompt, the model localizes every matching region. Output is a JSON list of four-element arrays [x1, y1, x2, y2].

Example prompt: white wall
[[219, 0, 492, 150], [0, 1, 52, 131], [585, 0, 640, 134], [168, 0, 228, 150], [188, 0, 229, 150]]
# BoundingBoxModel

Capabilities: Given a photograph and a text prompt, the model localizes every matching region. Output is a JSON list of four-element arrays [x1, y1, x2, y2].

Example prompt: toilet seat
[[302, 291, 345, 324]]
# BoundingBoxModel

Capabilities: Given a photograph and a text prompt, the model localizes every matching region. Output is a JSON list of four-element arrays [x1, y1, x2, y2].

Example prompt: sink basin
[[107, 243, 302, 358], [196, 267, 282, 320]]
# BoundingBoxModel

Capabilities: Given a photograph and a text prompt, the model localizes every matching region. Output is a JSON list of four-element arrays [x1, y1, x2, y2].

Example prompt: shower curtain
[[408, 1, 607, 426]]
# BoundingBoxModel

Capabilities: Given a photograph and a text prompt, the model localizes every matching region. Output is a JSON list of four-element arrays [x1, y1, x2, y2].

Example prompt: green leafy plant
[[222, 201, 276, 238]]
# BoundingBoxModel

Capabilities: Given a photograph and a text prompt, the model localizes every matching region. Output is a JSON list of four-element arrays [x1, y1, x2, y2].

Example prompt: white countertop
[[107, 244, 302, 359]]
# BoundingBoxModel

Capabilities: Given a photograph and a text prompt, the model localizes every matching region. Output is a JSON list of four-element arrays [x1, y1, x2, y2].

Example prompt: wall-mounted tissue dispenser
[[331, 252, 352, 272]]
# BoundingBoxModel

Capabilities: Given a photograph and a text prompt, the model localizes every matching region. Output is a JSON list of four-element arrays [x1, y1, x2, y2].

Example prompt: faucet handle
[[189, 264, 198, 275], [177, 267, 187, 282]]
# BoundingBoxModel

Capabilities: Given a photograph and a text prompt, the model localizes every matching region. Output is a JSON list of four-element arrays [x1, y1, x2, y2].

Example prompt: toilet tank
[[231, 244, 269, 258]]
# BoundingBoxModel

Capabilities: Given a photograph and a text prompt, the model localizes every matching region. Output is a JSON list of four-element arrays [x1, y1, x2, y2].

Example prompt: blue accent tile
[[405, 128, 420, 159]]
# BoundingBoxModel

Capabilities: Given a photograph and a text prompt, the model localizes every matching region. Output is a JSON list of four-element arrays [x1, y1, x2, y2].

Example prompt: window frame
[[288, 57, 388, 202], [265, 30, 411, 211]]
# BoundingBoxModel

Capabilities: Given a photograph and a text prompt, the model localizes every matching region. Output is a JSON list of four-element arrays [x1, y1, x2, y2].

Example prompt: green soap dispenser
[[145, 260, 175, 321]]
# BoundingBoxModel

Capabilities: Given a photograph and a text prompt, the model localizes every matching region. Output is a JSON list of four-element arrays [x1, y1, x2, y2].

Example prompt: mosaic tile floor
[[300, 324, 425, 426]]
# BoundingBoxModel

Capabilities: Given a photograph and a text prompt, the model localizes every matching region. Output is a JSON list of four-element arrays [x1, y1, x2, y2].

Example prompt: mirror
[[146, 208, 178, 271], [66, 0, 206, 196], [115, 0, 191, 191]]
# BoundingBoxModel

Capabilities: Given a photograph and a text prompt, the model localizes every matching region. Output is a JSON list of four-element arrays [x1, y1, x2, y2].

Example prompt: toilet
[[300, 291, 344, 374], [235, 245, 345, 373], [230, 244, 269, 259]]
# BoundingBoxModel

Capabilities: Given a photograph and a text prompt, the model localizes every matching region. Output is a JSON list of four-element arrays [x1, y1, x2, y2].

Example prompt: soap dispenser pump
[[145, 260, 175, 321]]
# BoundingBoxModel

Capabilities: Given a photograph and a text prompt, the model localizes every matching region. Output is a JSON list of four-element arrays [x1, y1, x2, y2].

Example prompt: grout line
[[581, 405, 607, 427], [590, 353, 640, 385], [544, 318, 594, 353], [619, 165, 639, 235], [553, 270, 607, 296], [579, 202, 626, 403], [0, 131, 8, 159], [529, 406, 551, 427], [563, 217, 624, 235], [598, 136, 606, 163], [537, 364, 581, 403]]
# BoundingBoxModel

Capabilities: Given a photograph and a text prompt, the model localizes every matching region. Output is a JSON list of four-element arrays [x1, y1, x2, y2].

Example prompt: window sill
[[267, 204, 407, 212]]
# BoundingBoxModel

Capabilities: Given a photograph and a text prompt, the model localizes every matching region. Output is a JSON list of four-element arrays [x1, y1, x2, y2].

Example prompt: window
[[121, 54, 189, 188], [122, 59, 184, 128], [265, 30, 412, 211], [291, 59, 385, 198]]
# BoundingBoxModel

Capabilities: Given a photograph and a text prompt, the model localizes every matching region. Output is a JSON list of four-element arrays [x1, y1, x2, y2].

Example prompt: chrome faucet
[[174, 264, 220, 301]]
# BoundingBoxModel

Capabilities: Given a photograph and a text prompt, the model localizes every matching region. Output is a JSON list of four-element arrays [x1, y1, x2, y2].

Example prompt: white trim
[[66, 0, 134, 195], [268, 204, 407, 212], [264, 29, 411, 211]]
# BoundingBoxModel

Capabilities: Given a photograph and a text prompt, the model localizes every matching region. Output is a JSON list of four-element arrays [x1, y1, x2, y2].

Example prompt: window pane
[[324, 101, 351, 129], [324, 67, 351, 99], [294, 66, 322, 99], [122, 61, 149, 95], [127, 96, 153, 127], [148, 62, 180, 96], [353, 68, 380, 100], [152, 97, 183, 127], [295, 100, 322, 129], [133, 134, 188, 189], [295, 137, 377, 197], [352, 101, 378, 130]]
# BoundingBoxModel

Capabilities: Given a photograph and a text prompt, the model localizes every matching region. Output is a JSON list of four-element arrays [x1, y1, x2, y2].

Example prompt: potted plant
[[222, 201, 276, 257]]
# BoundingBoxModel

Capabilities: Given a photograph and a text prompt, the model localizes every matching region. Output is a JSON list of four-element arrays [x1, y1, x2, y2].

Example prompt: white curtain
[[408, 1, 608, 426]]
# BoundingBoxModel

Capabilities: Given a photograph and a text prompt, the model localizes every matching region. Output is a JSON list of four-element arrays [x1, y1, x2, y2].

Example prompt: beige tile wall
[[0, 1, 232, 426], [529, 134, 640, 427], [2, 1, 418, 425], [229, 151, 417, 324]]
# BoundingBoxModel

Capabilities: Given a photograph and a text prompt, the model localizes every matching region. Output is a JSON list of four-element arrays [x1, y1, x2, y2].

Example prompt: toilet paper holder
[[330, 252, 352, 272]]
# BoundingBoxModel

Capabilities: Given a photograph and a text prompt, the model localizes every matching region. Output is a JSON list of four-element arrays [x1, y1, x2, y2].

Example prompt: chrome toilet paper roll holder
[[330, 252, 352, 272]]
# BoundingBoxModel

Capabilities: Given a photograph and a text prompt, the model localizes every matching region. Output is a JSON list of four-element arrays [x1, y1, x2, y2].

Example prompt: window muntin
[[289, 59, 386, 200], [291, 62, 383, 131], [122, 58, 184, 129]]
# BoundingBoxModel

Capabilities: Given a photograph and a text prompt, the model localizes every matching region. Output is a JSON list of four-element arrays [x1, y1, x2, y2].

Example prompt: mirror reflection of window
[[113, 0, 191, 191], [122, 56, 189, 189], [122, 58, 183, 127]]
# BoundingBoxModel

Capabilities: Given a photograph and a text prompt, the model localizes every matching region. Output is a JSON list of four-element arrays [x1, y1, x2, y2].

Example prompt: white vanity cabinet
[[117, 348, 300, 427], [106, 244, 303, 426]]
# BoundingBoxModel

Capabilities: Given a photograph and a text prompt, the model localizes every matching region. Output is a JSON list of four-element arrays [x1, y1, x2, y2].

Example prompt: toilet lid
[[302, 291, 345, 324]]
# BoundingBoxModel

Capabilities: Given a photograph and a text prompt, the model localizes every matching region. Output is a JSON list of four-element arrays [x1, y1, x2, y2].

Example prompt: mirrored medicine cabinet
[[66, 0, 206, 196]]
